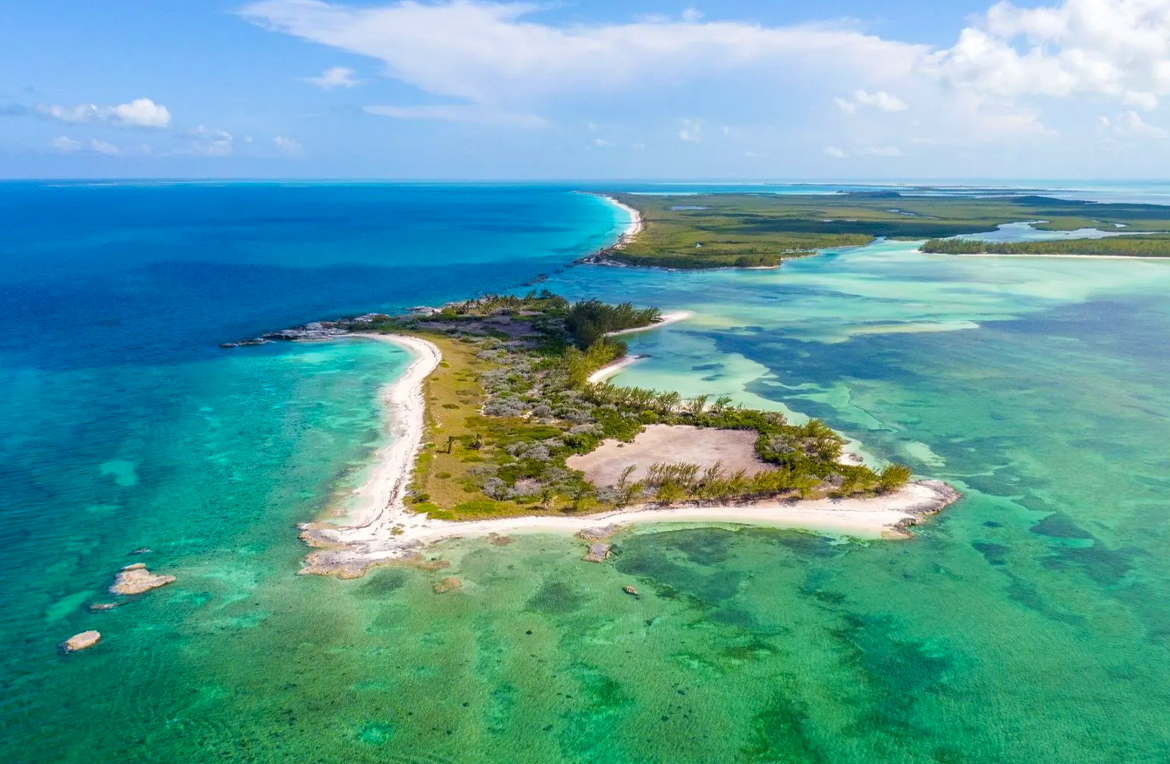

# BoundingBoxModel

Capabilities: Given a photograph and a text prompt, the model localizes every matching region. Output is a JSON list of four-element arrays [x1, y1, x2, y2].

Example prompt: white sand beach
[[605, 309, 693, 337], [325, 333, 441, 530], [600, 195, 644, 248], [588, 354, 647, 384]]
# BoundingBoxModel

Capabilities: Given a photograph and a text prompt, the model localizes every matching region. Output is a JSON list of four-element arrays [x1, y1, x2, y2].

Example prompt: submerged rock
[[110, 563, 176, 595], [62, 630, 101, 653], [219, 338, 268, 348], [433, 577, 462, 594], [87, 602, 120, 613], [576, 525, 618, 542], [623, 585, 640, 599], [583, 543, 612, 563]]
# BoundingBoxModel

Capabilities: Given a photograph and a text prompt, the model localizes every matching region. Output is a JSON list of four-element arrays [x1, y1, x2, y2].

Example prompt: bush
[[878, 464, 913, 493]]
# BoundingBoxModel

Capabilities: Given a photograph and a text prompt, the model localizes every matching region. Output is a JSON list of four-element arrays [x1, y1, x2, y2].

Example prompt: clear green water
[[13, 241, 1170, 762]]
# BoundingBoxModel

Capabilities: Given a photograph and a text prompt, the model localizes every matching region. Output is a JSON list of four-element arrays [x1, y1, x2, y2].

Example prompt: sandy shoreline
[[310, 334, 441, 532], [588, 354, 647, 384], [302, 478, 959, 578], [605, 309, 693, 337], [599, 194, 643, 249]]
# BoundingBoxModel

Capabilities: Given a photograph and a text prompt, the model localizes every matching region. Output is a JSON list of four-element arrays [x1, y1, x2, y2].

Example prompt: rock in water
[[433, 577, 462, 594], [110, 563, 176, 595], [623, 585, 640, 598], [584, 543, 612, 563], [62, 630, 101, 652]]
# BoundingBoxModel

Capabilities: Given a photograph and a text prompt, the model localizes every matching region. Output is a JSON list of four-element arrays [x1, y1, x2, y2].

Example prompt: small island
[[255, 292, 960, 578]]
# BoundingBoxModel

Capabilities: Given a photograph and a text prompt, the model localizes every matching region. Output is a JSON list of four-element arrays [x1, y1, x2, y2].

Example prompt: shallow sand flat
[[568, 424, 774, 485]]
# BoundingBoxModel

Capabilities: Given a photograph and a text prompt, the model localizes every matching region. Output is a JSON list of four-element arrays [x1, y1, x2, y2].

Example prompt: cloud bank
[[38, 98, 172, 128], [238, 0, 1170, 153]]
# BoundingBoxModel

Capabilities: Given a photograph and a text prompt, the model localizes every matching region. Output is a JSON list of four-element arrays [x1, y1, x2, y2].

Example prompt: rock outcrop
[[62, 630, 101, 652], [110, 563, 175, 595], [583, 543, 612, 563], [433, 576, 462, 594]]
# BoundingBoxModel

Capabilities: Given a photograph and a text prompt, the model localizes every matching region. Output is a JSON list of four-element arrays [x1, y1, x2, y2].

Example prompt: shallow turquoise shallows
[[4, 183, 1170, 763]]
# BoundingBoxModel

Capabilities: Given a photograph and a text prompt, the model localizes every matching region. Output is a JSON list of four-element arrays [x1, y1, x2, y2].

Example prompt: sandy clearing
[[567, 424, 773, 486]]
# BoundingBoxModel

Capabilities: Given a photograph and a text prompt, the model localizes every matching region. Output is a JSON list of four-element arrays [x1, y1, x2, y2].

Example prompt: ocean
[[3, 181, 1170, 762]]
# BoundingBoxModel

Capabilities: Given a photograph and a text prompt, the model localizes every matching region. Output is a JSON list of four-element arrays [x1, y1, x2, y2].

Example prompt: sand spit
[[605, 310, 694, 338], [588, 354, 647, 384], [586, 310, 694, 384]]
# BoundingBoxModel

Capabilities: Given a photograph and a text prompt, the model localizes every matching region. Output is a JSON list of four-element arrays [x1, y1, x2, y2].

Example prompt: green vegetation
[[596, 191, 1170, 269], [922, 235, 1170, 257], [353, 292, 912, 520], [565, 299, 661, 348]]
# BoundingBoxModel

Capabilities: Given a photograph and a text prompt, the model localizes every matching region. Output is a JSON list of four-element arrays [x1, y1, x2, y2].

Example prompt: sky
[[5, 0, 1170, 180]]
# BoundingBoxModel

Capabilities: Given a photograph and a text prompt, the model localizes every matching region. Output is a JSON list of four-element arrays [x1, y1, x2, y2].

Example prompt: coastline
[[308, 333, 441, 531], [303, 475, 959, 578], [298, 325, 960, 579], [938, 252, 1170, 260], [598, 194, 643, 249], [588, 354, 646, 384], [605, 309, 693, 337]]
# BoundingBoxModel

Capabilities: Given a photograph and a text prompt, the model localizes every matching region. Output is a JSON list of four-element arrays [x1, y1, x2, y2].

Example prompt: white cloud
[[190, 125, 234, 156], [836, 89, 908, 114], [860, 145, 902, 156], [111, 99, 171, 128], [591, 137, 615, 147], [275, 135, 305, 154], [51, 136, 80, 152], [1101, 110, 1168, 139], [679, 118, 702, 142], [37, 98, 171, 128], [90, 139, 121, 155], [241, 0, 926, 115], [824, 146, 847, 158], [853, 89, 908, 112], [241, 0, 1170, 151], [304, 66, 359, 89], [39, 104, 102, 124], [929, 0, 1170, 109], [364, 104, 547, 127]]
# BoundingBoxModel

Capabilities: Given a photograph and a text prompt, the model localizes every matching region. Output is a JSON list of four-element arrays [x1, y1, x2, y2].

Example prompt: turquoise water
[[6, 184, 1170, 762]]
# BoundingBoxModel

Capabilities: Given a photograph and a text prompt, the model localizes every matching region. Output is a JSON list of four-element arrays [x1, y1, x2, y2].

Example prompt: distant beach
[[598, 194, 644, 248]]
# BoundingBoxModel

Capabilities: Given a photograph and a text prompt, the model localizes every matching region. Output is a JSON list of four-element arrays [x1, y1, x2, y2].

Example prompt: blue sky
[[4, 0, 1170, 179]]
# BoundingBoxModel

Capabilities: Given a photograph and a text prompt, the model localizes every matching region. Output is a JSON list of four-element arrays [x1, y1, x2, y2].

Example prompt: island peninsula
[[241, 290, 955, 578], [227, 187, 1170, 577]]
